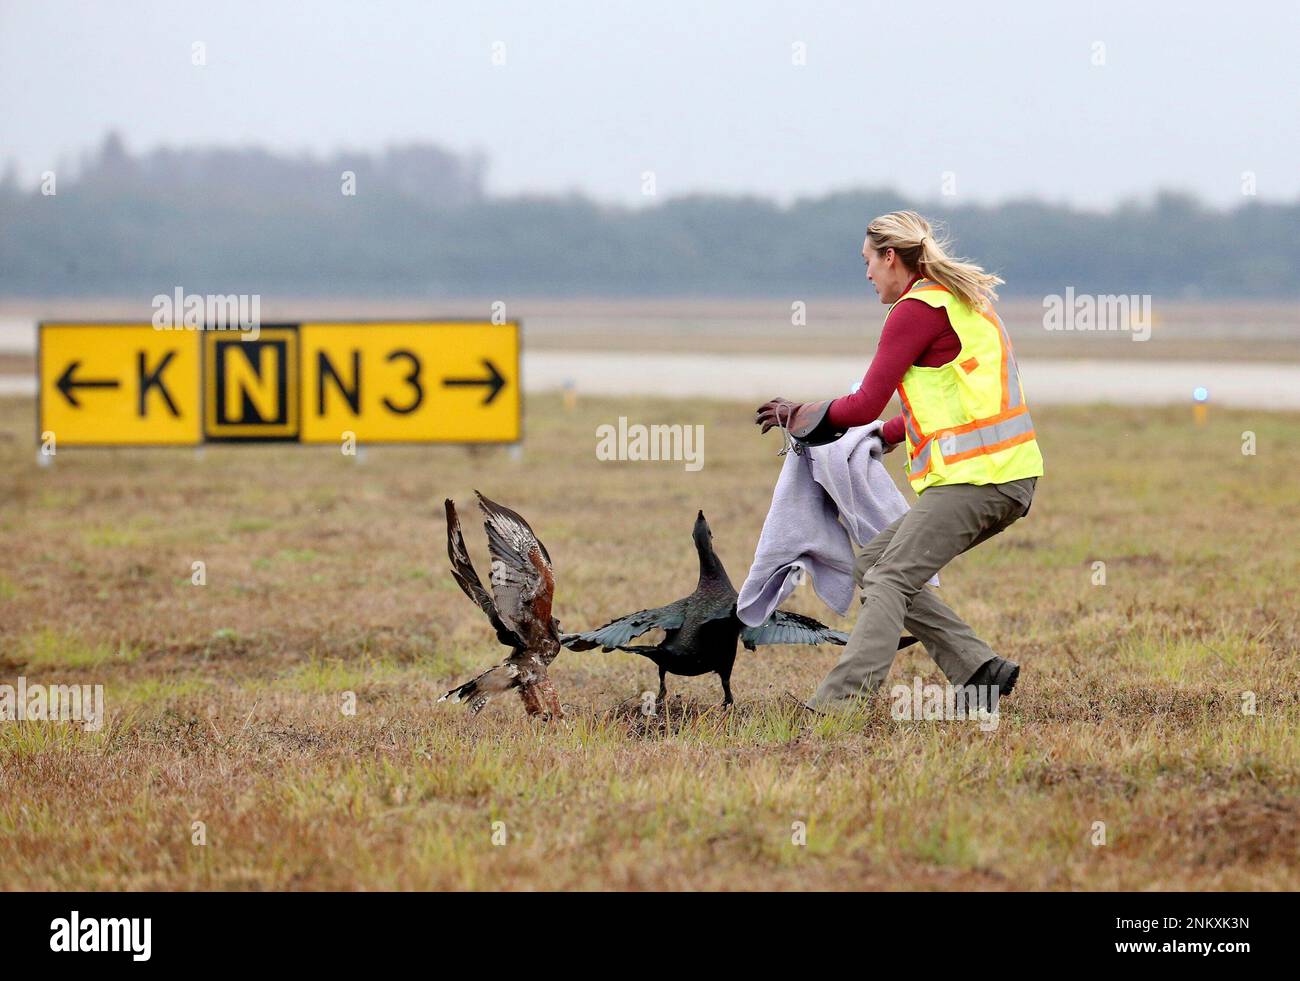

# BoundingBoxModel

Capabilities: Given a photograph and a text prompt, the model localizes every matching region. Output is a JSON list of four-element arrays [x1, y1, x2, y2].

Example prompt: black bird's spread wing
[[740, 610, 848, 650], [562, 599, 689, 652], [741, 610, 921, 652], [476, 491, 557, 647], [445, 498, 521, 648]]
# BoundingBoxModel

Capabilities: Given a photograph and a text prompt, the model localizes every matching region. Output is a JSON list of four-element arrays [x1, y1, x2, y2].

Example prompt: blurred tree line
[[2, 133, 1296, 298]]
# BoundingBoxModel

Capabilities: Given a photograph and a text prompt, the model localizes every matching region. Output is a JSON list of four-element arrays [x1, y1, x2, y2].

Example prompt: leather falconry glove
[[755, 397, 800, 434], [754, 397, 848, 453]]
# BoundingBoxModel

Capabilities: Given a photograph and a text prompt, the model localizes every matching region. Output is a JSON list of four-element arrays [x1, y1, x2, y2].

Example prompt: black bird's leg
[[718, 667, 735, 708], [657, 666, 668, 703]]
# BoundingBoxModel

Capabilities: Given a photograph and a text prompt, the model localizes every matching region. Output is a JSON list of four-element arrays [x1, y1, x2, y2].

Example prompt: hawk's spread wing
[[445, 498, 520, 648], [476, 491, 557, 647], [562, 599, 689, 652]]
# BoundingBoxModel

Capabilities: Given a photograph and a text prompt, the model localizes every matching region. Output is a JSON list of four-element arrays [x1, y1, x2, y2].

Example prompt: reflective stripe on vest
[[894, 280, 1044, 491]]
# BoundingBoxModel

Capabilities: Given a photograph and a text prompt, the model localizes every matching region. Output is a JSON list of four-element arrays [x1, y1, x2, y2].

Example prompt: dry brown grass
[[1, 392, 1297, 890]]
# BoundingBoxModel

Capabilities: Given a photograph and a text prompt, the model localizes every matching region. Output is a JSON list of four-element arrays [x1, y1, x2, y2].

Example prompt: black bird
[[438, 492, 565, 719], [563, 511, 879, 707]]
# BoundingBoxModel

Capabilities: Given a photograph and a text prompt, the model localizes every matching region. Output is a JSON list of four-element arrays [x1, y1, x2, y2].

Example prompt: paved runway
[[522, 351, 1300, 409], [3, 351, 1296, 408]]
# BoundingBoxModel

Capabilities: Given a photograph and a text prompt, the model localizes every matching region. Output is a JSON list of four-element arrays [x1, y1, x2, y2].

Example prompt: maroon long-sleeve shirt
[[827, 275, 961, 446]]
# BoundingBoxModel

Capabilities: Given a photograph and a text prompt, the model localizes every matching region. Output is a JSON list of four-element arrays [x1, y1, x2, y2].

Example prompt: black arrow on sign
[[56, 361, 120, 407], [442, 359, 507, 405]]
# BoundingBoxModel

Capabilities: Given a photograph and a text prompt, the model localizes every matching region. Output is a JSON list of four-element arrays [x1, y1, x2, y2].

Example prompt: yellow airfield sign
[[203, 326, 301, 441], [38, 324, 202, 445], [299, 323, 518, 444], [38, 321, 520, 447]]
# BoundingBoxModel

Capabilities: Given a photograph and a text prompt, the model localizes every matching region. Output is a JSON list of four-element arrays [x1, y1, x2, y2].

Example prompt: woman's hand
[[755, 398, 802, 434]]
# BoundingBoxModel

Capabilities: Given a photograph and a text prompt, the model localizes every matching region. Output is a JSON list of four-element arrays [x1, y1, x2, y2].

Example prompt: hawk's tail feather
[[439, 663, 520, 714]]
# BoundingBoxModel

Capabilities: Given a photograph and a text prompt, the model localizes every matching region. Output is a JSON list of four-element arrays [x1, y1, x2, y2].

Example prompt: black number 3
[[383, 349, 423, 414]]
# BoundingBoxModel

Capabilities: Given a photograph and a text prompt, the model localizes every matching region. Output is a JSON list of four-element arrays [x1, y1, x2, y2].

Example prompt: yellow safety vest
[[894, 279, 1044, 493]]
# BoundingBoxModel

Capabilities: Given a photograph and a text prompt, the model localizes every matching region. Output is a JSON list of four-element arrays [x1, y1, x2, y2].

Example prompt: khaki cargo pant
[[809, 478, 1036, 708]]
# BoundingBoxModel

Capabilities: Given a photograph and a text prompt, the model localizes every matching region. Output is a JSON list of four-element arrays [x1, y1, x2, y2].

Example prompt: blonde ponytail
[[866, 210, 1003, 310]]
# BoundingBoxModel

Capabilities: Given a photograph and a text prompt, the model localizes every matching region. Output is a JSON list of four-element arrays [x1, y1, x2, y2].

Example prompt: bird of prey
[[438, 492, 564, 719], [563, 510, 894, 707]]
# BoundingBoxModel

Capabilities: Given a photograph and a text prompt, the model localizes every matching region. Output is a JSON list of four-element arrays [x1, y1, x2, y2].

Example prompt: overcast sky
[[2, 0, 1297, 208]]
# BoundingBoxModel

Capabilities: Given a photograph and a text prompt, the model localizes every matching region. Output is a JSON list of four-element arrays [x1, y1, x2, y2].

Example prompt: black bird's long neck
[[697, 541, 730, 587]]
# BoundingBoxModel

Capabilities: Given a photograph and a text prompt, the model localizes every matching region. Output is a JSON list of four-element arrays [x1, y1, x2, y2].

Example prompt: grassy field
[[1, 392, 1298, 890]]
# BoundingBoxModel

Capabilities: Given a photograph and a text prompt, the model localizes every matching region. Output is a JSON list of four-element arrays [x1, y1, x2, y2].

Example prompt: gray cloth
[[738, 422, 921, 626]]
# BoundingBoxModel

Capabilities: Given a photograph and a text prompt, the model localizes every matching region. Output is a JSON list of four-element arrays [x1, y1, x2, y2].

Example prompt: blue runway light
[[1193, 386, 1209, 403]]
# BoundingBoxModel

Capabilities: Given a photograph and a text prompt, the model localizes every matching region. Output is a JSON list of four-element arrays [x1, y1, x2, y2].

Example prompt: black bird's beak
[[693, 510, 712, 544]]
